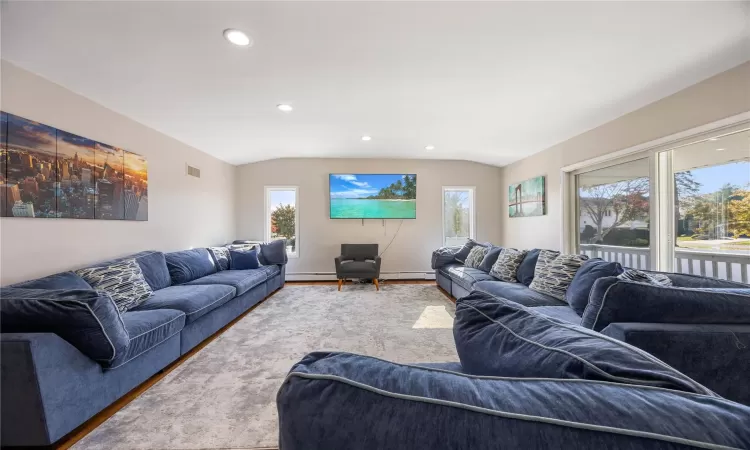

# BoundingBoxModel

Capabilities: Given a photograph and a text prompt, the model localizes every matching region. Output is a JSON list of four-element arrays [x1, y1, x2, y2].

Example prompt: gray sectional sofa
[[1, 244, 286, 447]]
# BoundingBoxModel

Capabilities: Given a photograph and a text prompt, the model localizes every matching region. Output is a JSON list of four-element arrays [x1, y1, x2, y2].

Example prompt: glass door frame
[[561, 114, 750, 273]]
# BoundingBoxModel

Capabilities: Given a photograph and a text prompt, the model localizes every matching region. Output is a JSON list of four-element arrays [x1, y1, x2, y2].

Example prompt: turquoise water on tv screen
[[330, 199, 416, 219]]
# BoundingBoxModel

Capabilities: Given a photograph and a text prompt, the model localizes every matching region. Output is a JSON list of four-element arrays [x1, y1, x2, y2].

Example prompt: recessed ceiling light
[[277, 104, 293, 112], [361, 136, 372, 141], [716, 148, 726, 151], [223, 29, 252, 47], [425, 145, 435, 151], [708, 137, 720, 141]]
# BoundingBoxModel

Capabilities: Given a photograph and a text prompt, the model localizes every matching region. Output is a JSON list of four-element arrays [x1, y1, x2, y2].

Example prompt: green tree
[[444, 191, 468, 237], [271, 204, 296, 249], [727, 189, 750, 237]]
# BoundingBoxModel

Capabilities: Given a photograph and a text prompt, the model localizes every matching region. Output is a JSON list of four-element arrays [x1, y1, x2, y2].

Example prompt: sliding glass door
[[568, 124, 749, 281]]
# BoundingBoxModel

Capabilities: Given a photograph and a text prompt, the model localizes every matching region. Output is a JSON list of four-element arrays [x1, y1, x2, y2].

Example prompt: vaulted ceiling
[[2, 1, 748, 166]]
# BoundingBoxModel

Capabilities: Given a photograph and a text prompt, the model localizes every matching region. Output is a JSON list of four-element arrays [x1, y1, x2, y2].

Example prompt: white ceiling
[[2, 1, 749, 167]]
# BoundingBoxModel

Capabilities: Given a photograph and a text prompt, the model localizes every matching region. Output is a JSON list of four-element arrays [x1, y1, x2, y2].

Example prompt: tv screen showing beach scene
[[330, 174, 417, 219]]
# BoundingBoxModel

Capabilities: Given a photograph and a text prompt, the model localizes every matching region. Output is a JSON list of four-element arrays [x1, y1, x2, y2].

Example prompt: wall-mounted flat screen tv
[[330, 174, 417, 219]]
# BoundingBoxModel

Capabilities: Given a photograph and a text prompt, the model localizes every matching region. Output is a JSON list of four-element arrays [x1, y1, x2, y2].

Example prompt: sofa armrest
[[1, 332, 106, 445], [277, 352, 750, 450], [431, 246, 461, 270], [582, 277, 750, 332], [601, 322, 750, 405]]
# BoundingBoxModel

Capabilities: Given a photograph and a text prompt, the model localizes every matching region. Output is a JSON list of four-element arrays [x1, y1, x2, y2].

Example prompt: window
[[670, 129, 749, 278], [576, 158, 651, 268], [265, 186, 298, 258], [442, 187, 475, 247], [564, 120, 750, 282]]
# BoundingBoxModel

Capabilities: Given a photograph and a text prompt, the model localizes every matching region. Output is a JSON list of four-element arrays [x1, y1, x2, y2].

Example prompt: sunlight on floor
[[412, 305, 454, 329]]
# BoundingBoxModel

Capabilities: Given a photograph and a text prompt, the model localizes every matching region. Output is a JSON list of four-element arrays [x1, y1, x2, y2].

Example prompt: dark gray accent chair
[[335, 244, 381, 291]]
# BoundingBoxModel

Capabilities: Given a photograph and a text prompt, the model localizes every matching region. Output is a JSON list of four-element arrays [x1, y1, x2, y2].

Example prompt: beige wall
[[500, 61, 750, 250], [0, 61, 237, 284], [236, 158, 502, 276]]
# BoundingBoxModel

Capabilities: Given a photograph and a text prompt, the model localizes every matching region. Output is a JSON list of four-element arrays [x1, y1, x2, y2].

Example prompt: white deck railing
[[579, 244, 750, 284]]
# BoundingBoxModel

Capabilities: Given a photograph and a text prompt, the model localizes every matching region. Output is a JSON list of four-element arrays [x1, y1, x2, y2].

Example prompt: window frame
[[561, 113, 750, 273], [441, 186, 476, 247], [264, 185, 299, 259]]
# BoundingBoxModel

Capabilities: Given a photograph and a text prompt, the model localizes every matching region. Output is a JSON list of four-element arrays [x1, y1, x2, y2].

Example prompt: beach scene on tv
[[330, 174, 417, 219]]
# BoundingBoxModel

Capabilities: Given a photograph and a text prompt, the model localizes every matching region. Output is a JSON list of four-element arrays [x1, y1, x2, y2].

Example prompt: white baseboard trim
[[286, 271, 435, 281]]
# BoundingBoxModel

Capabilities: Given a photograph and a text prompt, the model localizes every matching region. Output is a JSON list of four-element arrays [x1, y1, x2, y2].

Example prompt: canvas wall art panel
[[0, 111, 148, 221], [508, 175, 545, 217]]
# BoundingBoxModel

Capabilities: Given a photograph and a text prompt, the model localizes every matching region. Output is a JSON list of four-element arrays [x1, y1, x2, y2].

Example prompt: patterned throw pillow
[[208, 247, 231, 271], [618, 269, 673, 286], [465, 246, 489, 269], [489, 248, 528, 282], [454, 239, 482, 264], [529, 250, 589, 301], [76, 259, 153, 312]]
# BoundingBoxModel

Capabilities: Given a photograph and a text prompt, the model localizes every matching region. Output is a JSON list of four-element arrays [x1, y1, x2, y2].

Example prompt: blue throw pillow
[[0, 288, 130, 365], [477, 246, 503, 273], [566, 258, 623, 315], [165, 248, 217, 284], [10, 271, 92, 290], [453, 291, 714, 395], [515, 248, 540, 285], [230, 248, 261, 270], [259, 240, 288, 265]]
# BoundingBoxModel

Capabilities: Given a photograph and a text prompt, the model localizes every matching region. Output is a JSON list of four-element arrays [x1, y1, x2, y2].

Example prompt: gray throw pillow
[[465, 246, 489, 269], [76, 258, 153, 312], [529, 250, 589, 301], [618, 269, 673, 286], [489, 248, 527, 283], [207, 246, 231, 271]]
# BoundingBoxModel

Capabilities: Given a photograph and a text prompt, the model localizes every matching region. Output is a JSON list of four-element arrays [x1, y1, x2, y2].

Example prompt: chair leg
[[374, 279, 379, 291], [338, 279, 343, 291]]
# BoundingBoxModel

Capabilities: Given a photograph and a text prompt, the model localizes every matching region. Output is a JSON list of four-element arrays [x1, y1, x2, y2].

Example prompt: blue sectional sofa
[[434, 244, 750, 406], [277, 243, 750, 449], [1, 245, 286, 447]]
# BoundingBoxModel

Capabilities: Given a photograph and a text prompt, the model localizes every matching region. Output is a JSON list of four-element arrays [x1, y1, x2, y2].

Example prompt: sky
[[684, 161, 749, 194], [270, 190, 296, 208], [329, 174, 415, 198]]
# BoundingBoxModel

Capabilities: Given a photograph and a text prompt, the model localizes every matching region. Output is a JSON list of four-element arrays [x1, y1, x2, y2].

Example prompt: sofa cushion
[[111, 309, 185, 369], [75, 258, 154, 312], [472, 280, 565, 307], [566, 259, 623, 315], [582, 277, 750, 332], [477, 246, 502, 273], [230, 248, 261, 270], [0, 288, 129, 365], [453, 239, 484, 264], [260, 264, 281, 279], [10, 271, 92, 290], [207, 247, 231, 271], [515, 248, 540, 285], [84, 251, 171, 291], [453, 292, 714, 395], [130, 284, 236, 324], [259, 239, 288, 265], [183, 269, 267, 296], [165, 248, 217, 284], [279, 352, 750, 450], [441, 266, 495, 291], [489, 248, 527, 282], [531, 306, 582, 324], [529, 251, 588, 301]]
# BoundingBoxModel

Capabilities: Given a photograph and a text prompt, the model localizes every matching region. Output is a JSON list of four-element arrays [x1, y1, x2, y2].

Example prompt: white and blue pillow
[[76, 258, 153, 312]]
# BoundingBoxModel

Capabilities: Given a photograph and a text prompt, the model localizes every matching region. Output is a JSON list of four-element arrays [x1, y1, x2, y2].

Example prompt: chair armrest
[[277, 352, 750, 450], [373, 256, 382, 276], [582, 277, 750, 332], [431, 246, 461, 269], [601, 322, 750, 405]]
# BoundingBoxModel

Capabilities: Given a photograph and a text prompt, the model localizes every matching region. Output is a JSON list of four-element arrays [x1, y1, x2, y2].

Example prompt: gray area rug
[[74, 284, 457, 450]]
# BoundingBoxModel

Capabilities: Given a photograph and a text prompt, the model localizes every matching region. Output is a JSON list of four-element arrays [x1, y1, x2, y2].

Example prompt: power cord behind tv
[[375, 219, 404, 285]]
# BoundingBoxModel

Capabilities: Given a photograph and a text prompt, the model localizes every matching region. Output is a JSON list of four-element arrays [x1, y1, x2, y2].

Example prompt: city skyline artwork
[[0, 111, 148, 220]]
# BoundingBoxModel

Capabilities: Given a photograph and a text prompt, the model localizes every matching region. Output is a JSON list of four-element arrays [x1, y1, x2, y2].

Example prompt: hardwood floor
[[51, 280, 438, 449]]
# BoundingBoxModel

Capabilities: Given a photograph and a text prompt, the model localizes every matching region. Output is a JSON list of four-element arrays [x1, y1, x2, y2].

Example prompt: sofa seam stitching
[[125, 313, 186, 341], [282, 372, 737, 450], [105, 322, 185, 370]]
